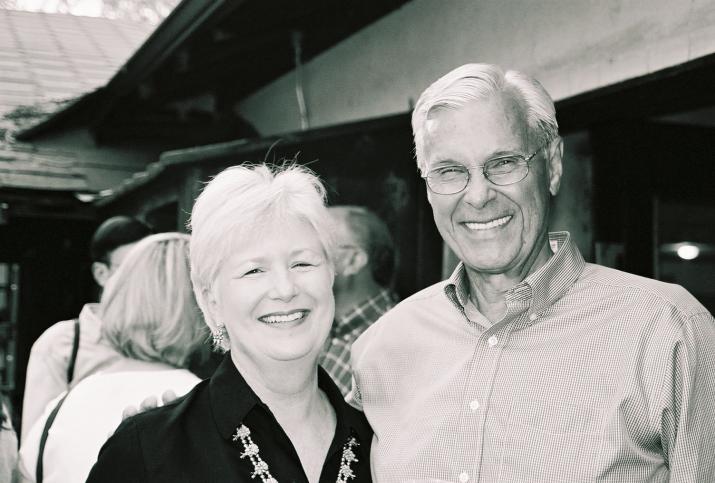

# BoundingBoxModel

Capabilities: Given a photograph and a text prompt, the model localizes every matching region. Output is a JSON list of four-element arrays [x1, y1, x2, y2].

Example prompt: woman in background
[[18, 233, 206, 483], [87, 164, 372, 482]]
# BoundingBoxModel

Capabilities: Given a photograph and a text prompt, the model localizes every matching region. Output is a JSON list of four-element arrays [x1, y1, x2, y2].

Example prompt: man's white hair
[[411, 63, 559, 174], [189, 163, 336, 352]]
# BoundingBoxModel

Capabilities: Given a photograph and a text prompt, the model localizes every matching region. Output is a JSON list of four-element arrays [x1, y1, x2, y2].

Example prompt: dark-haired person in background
[[21, 216, 151, 441], [319, 206, 398, 397]]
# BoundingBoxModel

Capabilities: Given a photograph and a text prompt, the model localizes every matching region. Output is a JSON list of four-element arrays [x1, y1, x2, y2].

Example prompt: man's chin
[[462, 252, 519, 275]]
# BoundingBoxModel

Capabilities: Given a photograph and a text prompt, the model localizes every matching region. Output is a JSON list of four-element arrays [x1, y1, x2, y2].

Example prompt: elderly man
[[350, 64, 715, 482], [319, 206, 398, 396]]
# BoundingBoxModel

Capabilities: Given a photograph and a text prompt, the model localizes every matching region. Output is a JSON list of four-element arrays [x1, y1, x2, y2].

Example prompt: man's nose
[[462, 168, 496, 208], [269, 269, 299, 301]]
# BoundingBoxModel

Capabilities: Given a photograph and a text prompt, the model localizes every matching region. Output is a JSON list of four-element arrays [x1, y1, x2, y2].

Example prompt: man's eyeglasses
[[423, 144, 546, 195]]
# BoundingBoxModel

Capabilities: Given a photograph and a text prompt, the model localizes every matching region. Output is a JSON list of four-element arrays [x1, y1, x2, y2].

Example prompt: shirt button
[[529, 313, 538, 321], [332, 337, 339, 344], [487, 335, 498, 347], [469, 400, 480, 411], [459, 472, 470, 482]]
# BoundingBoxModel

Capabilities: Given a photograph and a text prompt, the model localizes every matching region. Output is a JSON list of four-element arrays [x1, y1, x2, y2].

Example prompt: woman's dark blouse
[[86, 354, 373, 482]]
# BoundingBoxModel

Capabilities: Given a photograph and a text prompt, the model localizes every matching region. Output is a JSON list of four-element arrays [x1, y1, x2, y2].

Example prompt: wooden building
[[6, 0, 715, 411]]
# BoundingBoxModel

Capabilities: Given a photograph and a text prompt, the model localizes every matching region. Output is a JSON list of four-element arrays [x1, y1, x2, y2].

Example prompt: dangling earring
[[212, 322, 226, 347]]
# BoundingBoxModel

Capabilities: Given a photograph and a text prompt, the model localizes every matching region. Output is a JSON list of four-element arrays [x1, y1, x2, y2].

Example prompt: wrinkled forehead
[[425, 90, 527, 129], [423, 94, 531, 158]]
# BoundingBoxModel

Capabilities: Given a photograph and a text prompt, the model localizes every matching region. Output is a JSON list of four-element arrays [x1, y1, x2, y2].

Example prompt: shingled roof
[[0, 8, 154, 115], [0, 9, 155, 192]]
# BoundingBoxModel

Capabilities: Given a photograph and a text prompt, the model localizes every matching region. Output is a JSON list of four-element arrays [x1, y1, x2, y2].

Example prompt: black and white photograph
[[0, 0, 714, 481]]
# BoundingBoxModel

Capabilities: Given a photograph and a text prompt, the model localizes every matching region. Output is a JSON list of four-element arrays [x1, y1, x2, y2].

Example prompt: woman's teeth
[[261, 311, 305, 324]]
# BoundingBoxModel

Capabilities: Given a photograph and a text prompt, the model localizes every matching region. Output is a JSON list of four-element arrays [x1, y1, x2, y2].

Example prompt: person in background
[[319, 206, 398, 397], [350, 63, 715, 481], [21, 216, 151, 441], [0, 395, 18, 483], [18, 233, 206, 483], [86, 164, 372, 482]]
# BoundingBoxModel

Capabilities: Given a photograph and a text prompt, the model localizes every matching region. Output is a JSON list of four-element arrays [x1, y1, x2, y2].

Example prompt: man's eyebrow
[[488, 149, 523, 158], [431, 149, 523, 166], [431, 158, 461, 166]]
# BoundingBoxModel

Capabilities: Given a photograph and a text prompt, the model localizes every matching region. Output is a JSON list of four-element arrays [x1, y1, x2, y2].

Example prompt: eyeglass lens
[[427, 156, 530, 194]]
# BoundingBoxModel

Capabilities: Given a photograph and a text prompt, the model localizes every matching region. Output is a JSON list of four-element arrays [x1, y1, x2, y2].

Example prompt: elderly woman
[[86, 164, 372, 482], [19, 233, 206, 483]]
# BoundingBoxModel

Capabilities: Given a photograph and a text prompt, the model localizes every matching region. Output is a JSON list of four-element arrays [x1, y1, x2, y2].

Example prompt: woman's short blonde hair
[[189, 163, 335, 352], [100, 232, 206, 367]]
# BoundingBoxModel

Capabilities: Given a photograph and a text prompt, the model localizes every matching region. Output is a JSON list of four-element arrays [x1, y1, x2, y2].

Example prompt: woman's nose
[[269, 269, 299, 301]]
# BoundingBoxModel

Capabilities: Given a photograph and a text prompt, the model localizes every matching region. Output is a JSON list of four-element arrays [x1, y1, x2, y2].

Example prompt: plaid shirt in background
[[319, 288, 398, 397]]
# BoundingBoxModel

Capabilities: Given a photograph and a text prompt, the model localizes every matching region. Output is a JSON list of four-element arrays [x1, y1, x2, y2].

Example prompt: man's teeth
[[465, 216, 511, 230], [262, 312, 304, 324]]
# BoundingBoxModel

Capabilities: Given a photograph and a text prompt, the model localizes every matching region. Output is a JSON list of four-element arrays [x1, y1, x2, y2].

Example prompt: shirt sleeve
[[347, 326, 373, 412], [659, 311, 715, 481], [86, 418, 147, 483], [21, 325, 71, 442]]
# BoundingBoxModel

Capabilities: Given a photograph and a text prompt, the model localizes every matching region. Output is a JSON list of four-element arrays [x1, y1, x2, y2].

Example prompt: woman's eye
[[243, 268, 263, 276], [293, 262, 314, 269]]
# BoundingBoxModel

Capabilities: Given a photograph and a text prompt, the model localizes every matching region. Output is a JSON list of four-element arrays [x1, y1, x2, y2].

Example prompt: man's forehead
[[426, 92, 524, 126], [424, 96, 529, 157]]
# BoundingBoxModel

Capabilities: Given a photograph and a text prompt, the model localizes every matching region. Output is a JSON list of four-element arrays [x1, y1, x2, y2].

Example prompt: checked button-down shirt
[[351, 232, 715, 482], [319, 288, 398, 397]]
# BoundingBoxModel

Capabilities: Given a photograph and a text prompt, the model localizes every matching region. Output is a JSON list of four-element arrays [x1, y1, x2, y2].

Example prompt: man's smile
[[461, 214, 512, 231]]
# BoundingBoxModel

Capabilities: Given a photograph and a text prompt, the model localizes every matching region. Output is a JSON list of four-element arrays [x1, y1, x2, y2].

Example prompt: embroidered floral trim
[[232, 424, 359, 482], [337, 437, 359, 483]]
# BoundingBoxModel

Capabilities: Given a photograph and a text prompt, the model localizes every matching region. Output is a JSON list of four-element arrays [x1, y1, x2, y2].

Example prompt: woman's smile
[[258, 309, 310, 325]]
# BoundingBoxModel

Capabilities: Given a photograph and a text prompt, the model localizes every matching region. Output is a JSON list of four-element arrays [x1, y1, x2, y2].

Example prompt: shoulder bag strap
[[35, 392, 69, 483], [66, 318, 80, 384]]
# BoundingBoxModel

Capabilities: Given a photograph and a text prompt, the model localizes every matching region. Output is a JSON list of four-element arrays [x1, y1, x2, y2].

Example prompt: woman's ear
[[204, 286, 220, 320]]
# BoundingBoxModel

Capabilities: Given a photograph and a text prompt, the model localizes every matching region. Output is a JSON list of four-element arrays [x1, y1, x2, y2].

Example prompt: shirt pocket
[[497, 397, 604, 483]]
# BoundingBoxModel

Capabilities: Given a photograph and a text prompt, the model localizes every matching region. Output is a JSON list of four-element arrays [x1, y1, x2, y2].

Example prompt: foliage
[[0, 0, 180, 24], [0, 100, 70, 144]]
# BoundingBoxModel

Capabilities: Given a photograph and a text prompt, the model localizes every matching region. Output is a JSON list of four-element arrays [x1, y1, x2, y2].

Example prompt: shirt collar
[[445, 231, 585, 319], [209, 353, 371, 454], [209, 353, 260, 440], [317, 363, 372, 459], [333, 288, 396, 330], [80, 303, 102, 324]]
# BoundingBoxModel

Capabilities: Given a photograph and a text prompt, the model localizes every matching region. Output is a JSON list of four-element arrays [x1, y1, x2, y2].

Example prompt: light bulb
[[677, 244, 700, 260]]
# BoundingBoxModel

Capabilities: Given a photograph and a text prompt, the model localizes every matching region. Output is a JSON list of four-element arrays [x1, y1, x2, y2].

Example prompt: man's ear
[[91, 262, 110, 288], [546, 137, 564, 196], [342, 247, 369, 277]]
